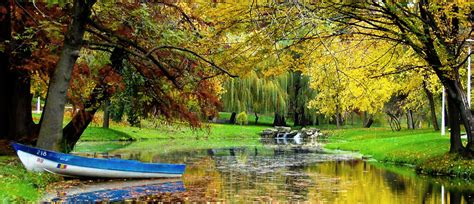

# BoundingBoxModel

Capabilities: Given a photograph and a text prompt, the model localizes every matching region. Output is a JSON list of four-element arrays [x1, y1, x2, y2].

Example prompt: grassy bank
[[0, 156, 61, 202], [324, 128, 474, 178], [80, 123, 266, 141]]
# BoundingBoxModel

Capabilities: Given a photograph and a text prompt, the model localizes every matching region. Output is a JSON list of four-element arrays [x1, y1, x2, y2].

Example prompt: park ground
[[1, 113, 473, 202]]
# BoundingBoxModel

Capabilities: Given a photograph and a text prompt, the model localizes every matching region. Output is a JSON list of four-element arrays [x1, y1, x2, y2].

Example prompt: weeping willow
[[221, 71, 289, 115], [287, 71, 319, 125], [221, 70, 319, 122]]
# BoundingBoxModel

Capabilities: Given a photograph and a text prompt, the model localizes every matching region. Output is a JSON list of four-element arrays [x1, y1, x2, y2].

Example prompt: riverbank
[[4, 124, 472, 202], [324, 128, 474, 179], [0, 156, 61, 202]]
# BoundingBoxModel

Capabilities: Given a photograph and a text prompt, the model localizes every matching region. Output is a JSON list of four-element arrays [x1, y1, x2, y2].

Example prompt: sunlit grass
[[325, 128, 474, 178], [80, 123, 266, 141]]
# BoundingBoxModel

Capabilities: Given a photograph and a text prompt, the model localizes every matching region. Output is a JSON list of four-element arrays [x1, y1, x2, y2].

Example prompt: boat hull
[[12, 143, 185, 178]]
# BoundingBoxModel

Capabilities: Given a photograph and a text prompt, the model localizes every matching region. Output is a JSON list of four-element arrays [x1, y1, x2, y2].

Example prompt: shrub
[[236, 111, 248, 125]]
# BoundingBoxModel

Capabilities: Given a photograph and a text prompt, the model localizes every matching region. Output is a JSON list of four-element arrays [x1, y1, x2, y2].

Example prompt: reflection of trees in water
[[463, 191, 474, 203], [440, 186, 474, 204], [421, 183, 434, 204], [382, 171, 407, 193], [284, 166, 312, 201], [207, 147, 314, 202], [108, 146, 474, 203]]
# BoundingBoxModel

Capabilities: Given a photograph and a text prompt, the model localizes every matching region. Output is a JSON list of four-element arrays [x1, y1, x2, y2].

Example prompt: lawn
[[325, 128, 474, 178], [80, 123, 266, 141]]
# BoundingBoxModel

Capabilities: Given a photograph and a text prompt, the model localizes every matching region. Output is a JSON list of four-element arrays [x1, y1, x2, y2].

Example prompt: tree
[[306, 38, 405, 129], [37, 0, 97, 151], [288, 71, 318, 127], [221, 70, 289, 125], [1, 2, 237, 152], [244, 1, 473, 155], [0, 1, 63, 142], [323, 0, 473, 154]]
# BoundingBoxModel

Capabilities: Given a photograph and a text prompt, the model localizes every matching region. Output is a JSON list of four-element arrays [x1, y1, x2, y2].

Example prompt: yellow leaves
[[305, 38, 422, 115]]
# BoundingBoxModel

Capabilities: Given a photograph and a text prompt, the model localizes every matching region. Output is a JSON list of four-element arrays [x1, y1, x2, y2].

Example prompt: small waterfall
[[293, 133, 302, 144], [276, 132, 289, 138]]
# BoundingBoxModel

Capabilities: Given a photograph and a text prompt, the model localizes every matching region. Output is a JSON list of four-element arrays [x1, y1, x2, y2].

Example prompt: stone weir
[[260, 126, 324, 139]]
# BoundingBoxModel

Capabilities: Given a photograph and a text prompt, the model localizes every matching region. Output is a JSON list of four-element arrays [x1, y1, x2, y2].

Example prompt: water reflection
[[44, 179, 184, 203], [70, 141, 474, 203]]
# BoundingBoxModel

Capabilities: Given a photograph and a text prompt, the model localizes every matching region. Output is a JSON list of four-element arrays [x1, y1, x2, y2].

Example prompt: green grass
[[80, 123, 266, 141], [325, 128, 474, 178], [0, 156, 61, 202], [81, 127, 136, 141]]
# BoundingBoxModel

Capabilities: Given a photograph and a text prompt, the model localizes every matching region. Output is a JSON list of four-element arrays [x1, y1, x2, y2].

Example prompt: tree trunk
[[444, 79, 474, 152], [0, 1, 11, 140], [447, 96, 465, 153], [8, 74, 37, 142], [103, 99, 110, 129], [422, 80, 440, 131], [273, 113, 286, 126], [62, 86, 103, 152], [229, 112, 237, 124], [254, 112, 259, 125], [62, 47, 124, 152], [0, 2, 38, 143], [335, 104, 341, 129], [387, 112, 401, 131], [351, 112, 354, 126], [363, 112, 374, 128], [406, 110, 415, 129], [37, 0, 96, 151], [291, 71, 302, 126]]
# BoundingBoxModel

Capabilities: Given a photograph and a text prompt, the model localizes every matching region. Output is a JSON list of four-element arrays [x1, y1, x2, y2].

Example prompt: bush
[[236, 111, 248, 125]]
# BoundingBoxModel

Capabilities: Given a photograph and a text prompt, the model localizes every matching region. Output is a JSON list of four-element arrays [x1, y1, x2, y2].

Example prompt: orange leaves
[[116, 26, 134, 39]]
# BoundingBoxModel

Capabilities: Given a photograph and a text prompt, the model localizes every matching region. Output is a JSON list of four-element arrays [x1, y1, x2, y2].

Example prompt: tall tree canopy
[[1, 1, 238, 152]]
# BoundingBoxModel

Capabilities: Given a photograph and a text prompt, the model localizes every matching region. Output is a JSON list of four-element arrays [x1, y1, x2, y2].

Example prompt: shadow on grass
[[81, 127, 136, 141]]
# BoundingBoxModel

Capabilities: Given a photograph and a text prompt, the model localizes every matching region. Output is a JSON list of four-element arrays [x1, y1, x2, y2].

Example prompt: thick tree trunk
[[273, 113, 286, 126], [9, 74, 37, 142], [0, 1, 12, 140], [229, 112, 236, 124], [447, 96, 465, 153], [37, 0, 96, 151], [0, 2, 37, 143], [103, 99, 110, 129], [444, 79, 474, 152], [422, 81, 440, 131], [335, 104, 341, 129]]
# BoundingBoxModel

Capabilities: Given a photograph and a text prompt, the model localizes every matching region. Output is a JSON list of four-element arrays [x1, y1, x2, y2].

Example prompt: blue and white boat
[[12, 143, 186, 178]]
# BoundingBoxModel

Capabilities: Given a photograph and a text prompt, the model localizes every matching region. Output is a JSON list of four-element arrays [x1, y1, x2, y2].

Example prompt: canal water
[[45, 138, 474, 203]]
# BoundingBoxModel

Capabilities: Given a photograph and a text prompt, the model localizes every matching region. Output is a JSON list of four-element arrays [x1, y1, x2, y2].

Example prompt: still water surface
[[48, 138, 474, 203]]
